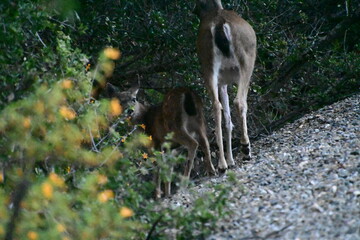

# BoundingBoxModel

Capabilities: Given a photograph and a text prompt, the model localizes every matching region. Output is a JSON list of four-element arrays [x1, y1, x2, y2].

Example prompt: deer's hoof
[[206, 163, 217, 175], [242, 156, 251, 162], [241, 144, 251, 161], [218, 168, 227, 175], [228, 164, 236, 169], [207, 168, 217, 176]]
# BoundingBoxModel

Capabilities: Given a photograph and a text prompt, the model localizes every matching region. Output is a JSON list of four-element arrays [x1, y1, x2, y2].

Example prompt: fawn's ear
[[106, 82, 117, 98], [128, 81, 139, 99], [129, 87, 139, 99]]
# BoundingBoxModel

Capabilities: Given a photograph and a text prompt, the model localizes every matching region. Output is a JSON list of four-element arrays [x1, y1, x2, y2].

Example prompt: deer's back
[[140, 88, 206, 149], [197, 9, 256, 69], [142, 105, 166, 148], [163, 88, 204, 129]]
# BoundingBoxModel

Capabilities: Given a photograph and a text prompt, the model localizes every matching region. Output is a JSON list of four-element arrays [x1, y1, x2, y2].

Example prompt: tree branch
[[266, 11, 360, 96], [5, 179, 30, 240]]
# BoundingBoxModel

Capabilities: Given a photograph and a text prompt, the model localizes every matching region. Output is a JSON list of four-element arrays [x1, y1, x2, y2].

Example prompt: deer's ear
[[106, 83, 117, 98], [193, 1, 202, 17], [129, 87, 139, 98]]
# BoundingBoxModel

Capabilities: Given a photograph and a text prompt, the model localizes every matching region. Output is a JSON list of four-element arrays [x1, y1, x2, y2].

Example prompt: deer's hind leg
[[197, 124, 216, 175], [154, 167, 162, 199], [234, 64, 253, 162], [172, 129, 199, 178], [205, 73, 228, 171], [219, 84, 235, 167], [163, 167, 173, 197]]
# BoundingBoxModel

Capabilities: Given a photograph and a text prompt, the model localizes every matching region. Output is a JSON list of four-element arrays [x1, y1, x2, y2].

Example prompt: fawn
[[106, 83, 216, 198]]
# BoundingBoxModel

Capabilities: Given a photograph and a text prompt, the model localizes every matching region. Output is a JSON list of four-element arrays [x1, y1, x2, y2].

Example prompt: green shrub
[[0, 24, 233, 239]]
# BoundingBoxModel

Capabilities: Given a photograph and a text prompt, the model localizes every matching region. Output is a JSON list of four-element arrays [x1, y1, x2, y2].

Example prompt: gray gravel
[[164, 94, 360, 239]]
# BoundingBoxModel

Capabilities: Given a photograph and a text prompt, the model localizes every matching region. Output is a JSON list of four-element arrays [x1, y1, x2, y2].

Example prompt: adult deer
[[195, 0, 256, 170], [106, 83, 216, 198]]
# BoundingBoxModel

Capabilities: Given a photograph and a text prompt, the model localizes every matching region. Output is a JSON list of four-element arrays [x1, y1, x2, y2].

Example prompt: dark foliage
[[0, 0, 359, 238]]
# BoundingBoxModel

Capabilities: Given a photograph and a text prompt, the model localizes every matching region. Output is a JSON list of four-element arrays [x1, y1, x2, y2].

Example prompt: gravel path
[[165, 94, 360, 239]]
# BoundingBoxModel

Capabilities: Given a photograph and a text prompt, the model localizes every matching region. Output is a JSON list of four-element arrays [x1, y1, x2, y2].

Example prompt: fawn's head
[[194, 0, 223, 17], [106, 83, 139, 117]]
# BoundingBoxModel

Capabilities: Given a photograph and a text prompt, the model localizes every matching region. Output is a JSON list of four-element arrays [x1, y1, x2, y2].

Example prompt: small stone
[[337, 169, 348, 178]]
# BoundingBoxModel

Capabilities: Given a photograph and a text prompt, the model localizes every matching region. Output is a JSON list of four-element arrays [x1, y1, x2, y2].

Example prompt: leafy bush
[[0, 7, 233, 237], [1, 0, 359, 238]]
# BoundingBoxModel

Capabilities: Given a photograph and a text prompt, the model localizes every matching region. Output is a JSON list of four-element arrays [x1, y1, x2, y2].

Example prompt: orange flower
[[148, 135, 152, 141], [110, 98, 122, 116], [41, 182, 53, 199], [0, 172, 3, 183], [27, 231, 38, 240], [16, 168, 23, 177], [104, 48, 121, 60], [139, 124, 146, 130], [97, 174, 108, 185], [56, 223, 66, 233], [98, 190, 114, 203], [23, 117, 31, 129], [35, 101, 45, 114], [102, 61, 115, 77], [49, 173, 65, 188], [142, 153, 148, 159], [119, 207, 134, 218], [85, 63, 91, 71], [61, 79, 73, 89], [59, 106, 76, 120], [47, 114, 56, 123]]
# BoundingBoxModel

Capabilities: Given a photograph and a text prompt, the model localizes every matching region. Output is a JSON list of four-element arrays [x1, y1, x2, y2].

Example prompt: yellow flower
[[27, 231, 38, 240], [98, 190, 114, 203], [110, 98, 122, 116], [66, 166, 71, 173], [119, 207, 134, 218], [41, 182, 53, 199], [121, 138, 126, 143], [142, 153, 148, 159], [16, 168, 23, 177], [148, 135, 152, 141], [20, 201, 28, 209], [47, 114, 56, 123], [56, 223, 66, 233], [102, 61, 115, 77], [97, 174, 108, 185], [104, 48, 121, 60], [59, 106, 76, 120], [23, 117, 31, 129], [61, 79, 73, 89], [35, 101, 45, 114], [139, 124, 146, 130], [85, 63, 91, 71], [0, 172, 3, 183], [49, 173, 65, 188]]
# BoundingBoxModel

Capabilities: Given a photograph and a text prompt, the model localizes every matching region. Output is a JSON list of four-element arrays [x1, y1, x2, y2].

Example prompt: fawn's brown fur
[[106, 84, 216, 198]]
